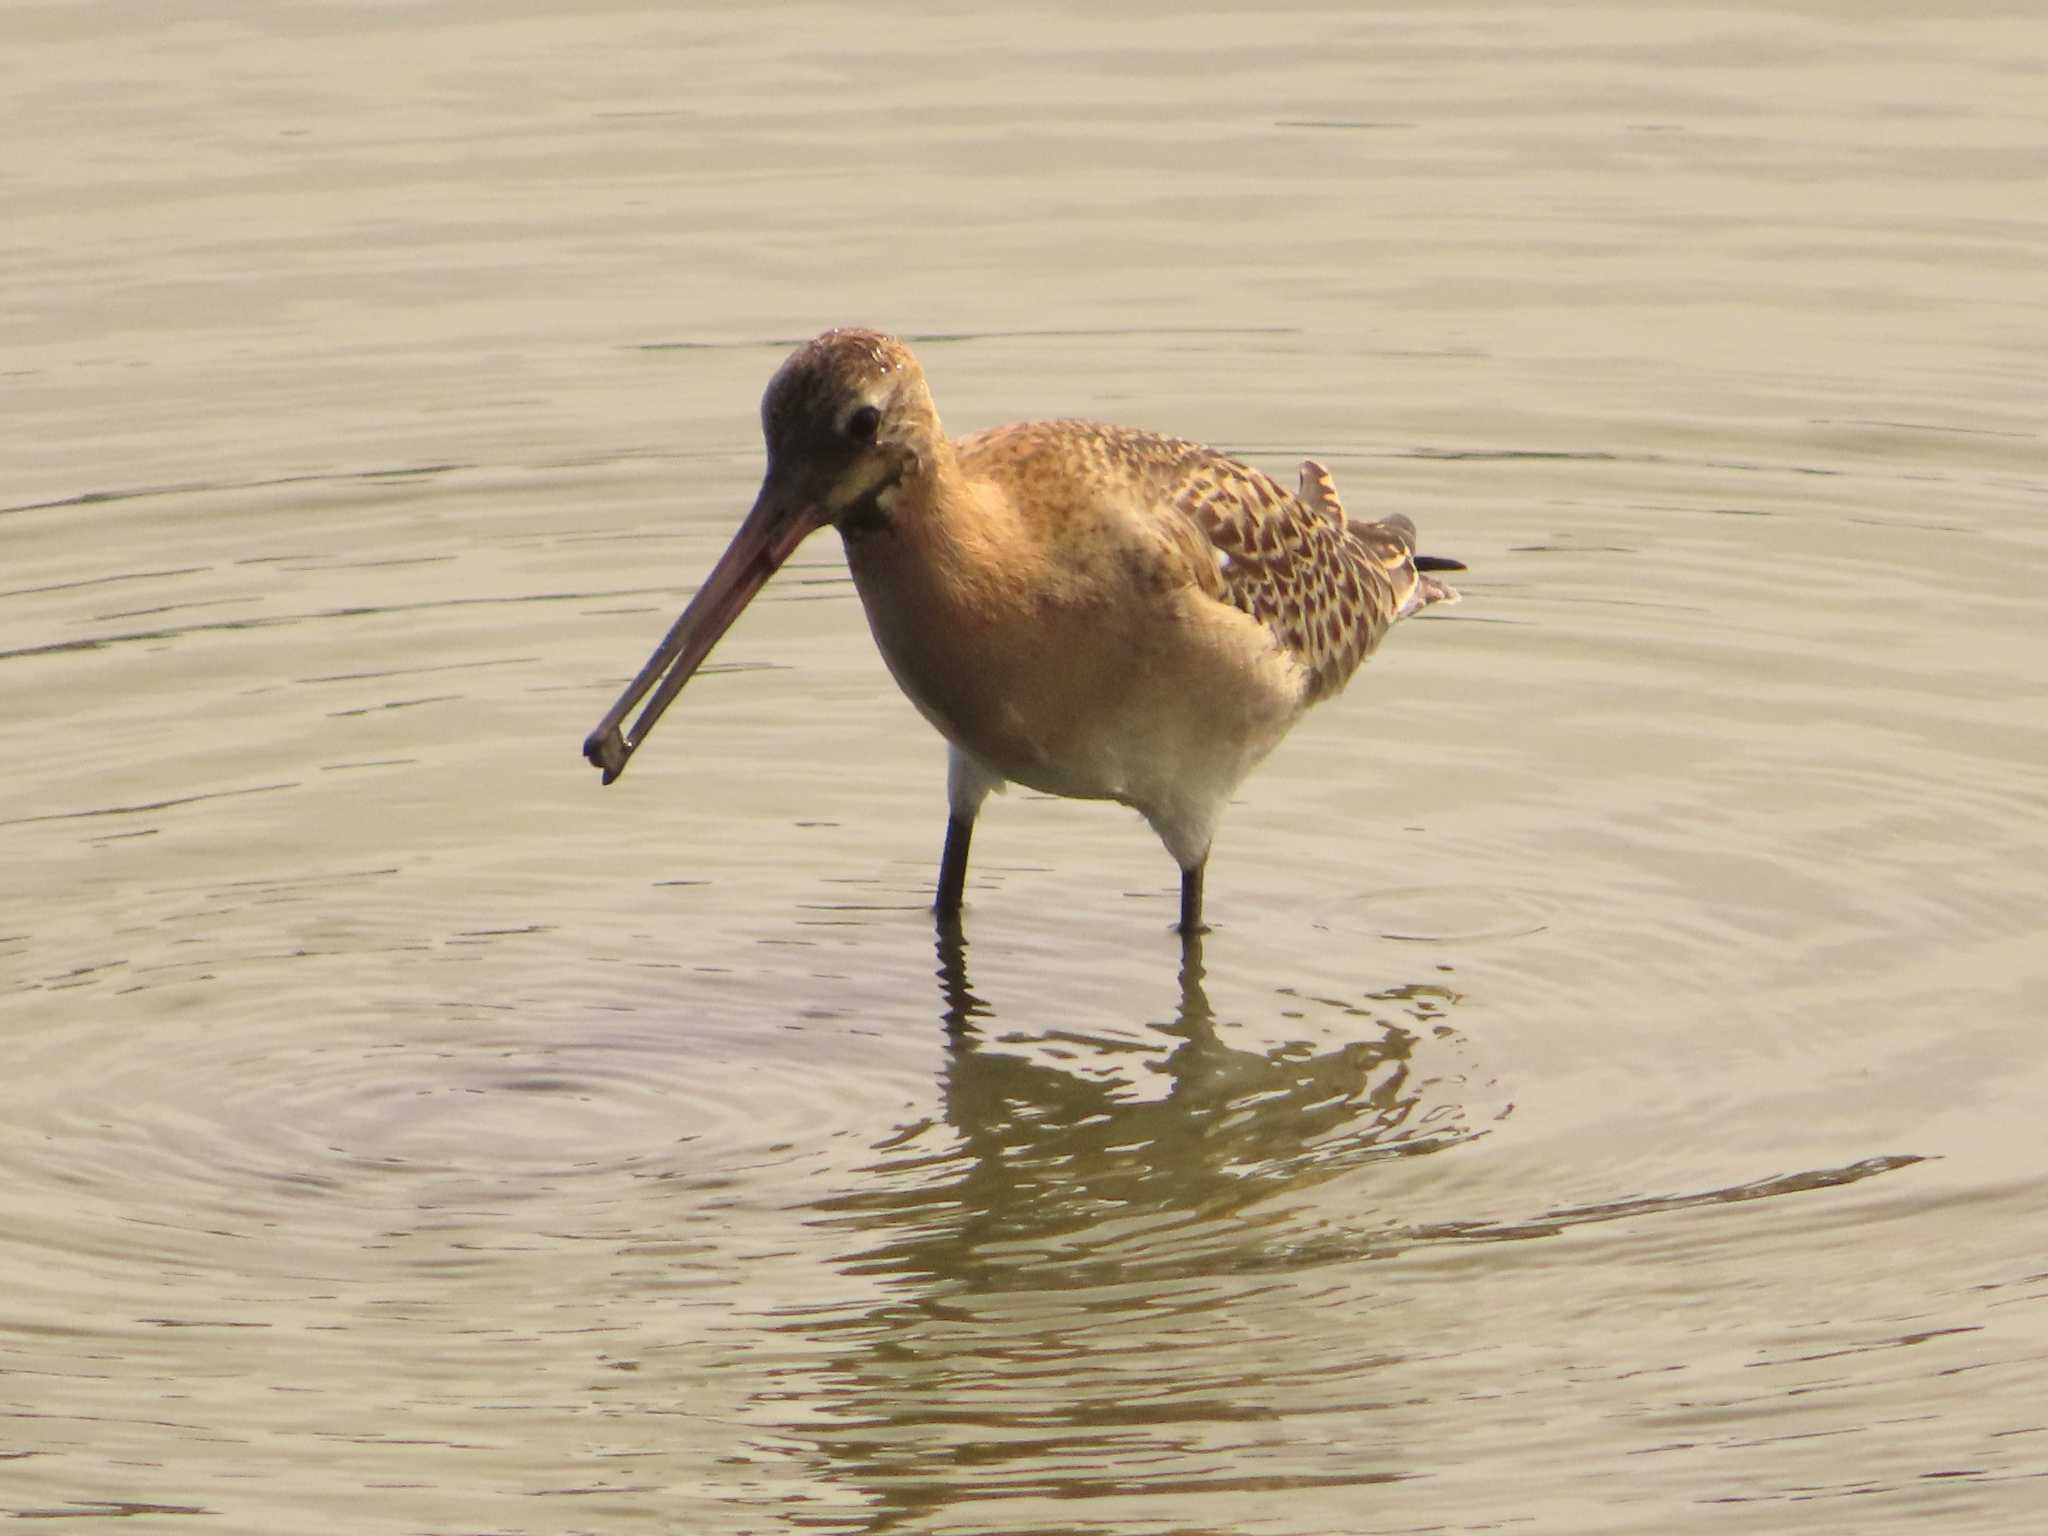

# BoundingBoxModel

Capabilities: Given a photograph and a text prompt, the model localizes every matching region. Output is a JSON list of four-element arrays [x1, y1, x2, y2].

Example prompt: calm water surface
[[7, 4, 2046, 1533]]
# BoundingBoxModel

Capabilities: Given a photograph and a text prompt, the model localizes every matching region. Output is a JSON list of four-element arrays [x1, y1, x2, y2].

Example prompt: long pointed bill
[[582, 488, 815, 784]]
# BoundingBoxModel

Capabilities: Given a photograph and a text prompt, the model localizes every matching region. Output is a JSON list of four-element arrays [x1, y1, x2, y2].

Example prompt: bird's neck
[[855, 440, 1033, 612], [839, 439, 1045, 761]]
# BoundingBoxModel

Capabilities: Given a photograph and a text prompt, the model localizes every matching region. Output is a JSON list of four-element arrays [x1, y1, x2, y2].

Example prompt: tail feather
[[1354, 509, 1464, 617], [1401, 570, 1460, 618]]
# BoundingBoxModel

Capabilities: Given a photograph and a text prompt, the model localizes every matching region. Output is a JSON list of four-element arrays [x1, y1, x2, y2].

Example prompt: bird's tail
[[1371, 513, 1464, 617], [1407, 570, 1461, 616]]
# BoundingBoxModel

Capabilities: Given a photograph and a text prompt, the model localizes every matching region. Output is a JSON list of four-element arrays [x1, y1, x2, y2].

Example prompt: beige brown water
[[6, 4, 2046, 1532]]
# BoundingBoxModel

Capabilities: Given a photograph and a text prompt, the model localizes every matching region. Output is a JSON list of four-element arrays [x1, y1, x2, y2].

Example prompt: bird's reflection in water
[[759, 928, 1922, 1528], [819, 918, 1479, 1292], [765, 923, 1472, 1528]]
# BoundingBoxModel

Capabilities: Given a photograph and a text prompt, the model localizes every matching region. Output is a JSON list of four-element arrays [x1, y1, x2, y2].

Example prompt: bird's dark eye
[[845, 405, 880, 442]]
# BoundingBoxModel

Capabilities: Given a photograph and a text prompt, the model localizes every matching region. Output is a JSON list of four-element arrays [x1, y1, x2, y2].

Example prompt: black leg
[[1177, 860, 1208, 937], [935, 814, 974, 917]]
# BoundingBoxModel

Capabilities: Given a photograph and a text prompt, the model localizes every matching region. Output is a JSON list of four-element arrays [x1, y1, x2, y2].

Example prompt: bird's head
[[756, 328, 938, 538], [581, 329, 938, 783]]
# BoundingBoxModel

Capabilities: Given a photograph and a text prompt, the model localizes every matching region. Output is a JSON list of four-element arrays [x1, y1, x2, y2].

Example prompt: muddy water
[[7, 4, 2046, 1532]]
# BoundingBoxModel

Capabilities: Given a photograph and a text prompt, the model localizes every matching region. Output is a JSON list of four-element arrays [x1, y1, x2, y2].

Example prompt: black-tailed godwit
[[583, 329, 1462, 934]]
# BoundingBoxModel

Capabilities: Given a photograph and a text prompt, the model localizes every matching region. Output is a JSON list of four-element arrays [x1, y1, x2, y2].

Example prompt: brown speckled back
[[959, 420, 1456, 703]]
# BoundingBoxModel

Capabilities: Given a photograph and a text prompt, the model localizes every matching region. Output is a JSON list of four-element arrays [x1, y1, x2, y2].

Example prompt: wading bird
[[583, 329, 1462, 934]]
